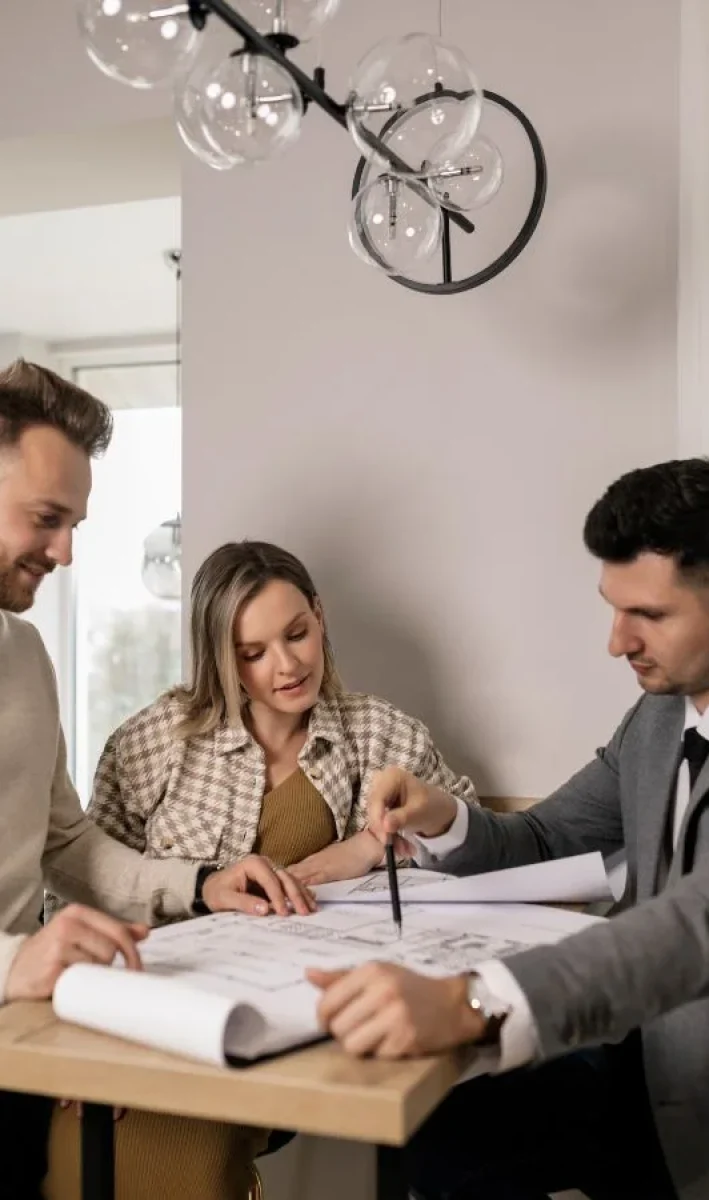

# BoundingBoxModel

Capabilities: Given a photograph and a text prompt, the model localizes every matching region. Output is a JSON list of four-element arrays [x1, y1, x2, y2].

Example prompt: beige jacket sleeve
[[42, 726, 198, 925]]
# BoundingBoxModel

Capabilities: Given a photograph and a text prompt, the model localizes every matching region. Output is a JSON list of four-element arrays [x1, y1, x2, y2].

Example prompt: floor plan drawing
[[347, 871, 449, 896], [141, 902, 598, 993], [54, 901, 603, 1066]]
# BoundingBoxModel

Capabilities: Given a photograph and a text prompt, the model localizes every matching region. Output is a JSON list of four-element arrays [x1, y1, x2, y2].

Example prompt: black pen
[[385, 838, 403, 936]]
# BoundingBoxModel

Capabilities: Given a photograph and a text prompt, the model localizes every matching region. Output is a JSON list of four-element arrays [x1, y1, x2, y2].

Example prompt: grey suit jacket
[[442, 694, 709, 1200]]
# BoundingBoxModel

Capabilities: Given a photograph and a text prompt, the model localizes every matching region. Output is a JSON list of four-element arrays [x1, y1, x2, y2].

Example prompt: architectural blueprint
[[140, 901, 599, 988], [54, 903, 602, 1066]]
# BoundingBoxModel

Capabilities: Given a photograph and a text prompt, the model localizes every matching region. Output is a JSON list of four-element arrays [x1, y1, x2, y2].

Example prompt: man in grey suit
[[311, 458, 709, 1200]]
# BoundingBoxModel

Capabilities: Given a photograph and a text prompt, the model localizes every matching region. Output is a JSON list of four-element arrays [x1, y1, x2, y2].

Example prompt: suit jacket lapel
[[636, 698, 685, 898]]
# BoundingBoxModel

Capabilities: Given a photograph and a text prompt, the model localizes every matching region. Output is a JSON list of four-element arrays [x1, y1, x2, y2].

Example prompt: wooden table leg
[[376, 1143, 409, 1200], [81, 1103, 115, 1200]]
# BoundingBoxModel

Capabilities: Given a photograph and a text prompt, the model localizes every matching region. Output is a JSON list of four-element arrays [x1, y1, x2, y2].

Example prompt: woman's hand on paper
[[289, 831, 385, 887], [4, 906, 147, 1002], [366, 767, 458, 848], [201, 855, 316, 917], [309, 962, 484, 1058]]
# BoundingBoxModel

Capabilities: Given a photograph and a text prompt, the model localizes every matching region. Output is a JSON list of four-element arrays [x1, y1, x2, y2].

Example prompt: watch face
[[466, 975, 510, 1042], [467, 975, 487, 1013]]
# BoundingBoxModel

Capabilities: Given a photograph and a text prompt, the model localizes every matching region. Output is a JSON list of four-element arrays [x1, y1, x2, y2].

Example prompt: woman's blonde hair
[[175, 540, 342, 738]]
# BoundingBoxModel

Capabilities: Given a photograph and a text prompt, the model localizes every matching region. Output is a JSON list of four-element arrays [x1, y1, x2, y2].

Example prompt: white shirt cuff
[[473, 959, 539, 1073], [411, 797, 469, 863]]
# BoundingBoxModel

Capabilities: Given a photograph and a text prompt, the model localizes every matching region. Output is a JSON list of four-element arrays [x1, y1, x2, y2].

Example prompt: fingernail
[[255, 903, 268, 915]]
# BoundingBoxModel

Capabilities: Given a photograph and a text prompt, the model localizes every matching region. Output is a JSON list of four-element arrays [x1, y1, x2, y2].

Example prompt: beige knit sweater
[[0, 611, 198, 1003]]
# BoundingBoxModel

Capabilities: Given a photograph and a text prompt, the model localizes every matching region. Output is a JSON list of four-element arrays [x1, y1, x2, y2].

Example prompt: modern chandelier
[[77, 0, 547, 295]]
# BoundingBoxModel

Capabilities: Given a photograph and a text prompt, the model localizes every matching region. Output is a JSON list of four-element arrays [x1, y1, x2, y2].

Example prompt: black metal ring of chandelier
[[350, 87, 547, 296]]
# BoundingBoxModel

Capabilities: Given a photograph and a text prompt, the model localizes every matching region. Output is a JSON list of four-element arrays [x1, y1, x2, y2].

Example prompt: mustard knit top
[[252, 768, 336, 865]]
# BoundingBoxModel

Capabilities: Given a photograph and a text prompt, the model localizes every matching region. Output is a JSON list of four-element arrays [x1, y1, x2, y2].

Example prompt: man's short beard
[[0, 568, 35, 613]]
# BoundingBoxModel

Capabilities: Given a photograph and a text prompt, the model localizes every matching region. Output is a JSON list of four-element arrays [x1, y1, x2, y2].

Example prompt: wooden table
[[0, 1001, 467, 1200]]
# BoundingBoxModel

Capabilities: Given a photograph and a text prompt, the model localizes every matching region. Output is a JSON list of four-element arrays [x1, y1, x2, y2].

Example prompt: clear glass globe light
[[381, 95, 477, 190], [197, 53, 303, 165], [348, 174, 443, 276], [77, 0, 200, 89], [236, 0, 341, 42], [142, 516, 181, 602], [427, 135, 504, 212], [346, 33, 482, 179], [175, 60, 238, 170]]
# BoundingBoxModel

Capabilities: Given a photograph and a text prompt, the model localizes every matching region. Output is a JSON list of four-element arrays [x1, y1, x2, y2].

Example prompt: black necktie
[[683, 727, 709, 789]]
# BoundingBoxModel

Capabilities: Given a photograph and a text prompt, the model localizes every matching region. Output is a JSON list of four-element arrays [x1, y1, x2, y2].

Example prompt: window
[[71, 361, 182, 804]]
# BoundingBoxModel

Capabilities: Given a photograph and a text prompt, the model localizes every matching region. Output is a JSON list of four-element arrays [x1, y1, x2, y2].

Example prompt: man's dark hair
[[0, 359, 112, 457], [584, 458, 709, 576]]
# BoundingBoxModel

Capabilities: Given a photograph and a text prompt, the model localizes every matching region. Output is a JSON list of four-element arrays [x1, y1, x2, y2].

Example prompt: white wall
[[182, 0, 680, 797], [678, 0, 709, 454]]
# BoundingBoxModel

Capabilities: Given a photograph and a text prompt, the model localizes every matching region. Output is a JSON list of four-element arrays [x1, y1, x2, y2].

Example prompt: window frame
[[42, 336, 179, 788]]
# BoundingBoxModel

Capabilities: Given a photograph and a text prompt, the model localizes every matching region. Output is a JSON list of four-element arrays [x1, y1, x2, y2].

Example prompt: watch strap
[[192, 863, 220, 915]]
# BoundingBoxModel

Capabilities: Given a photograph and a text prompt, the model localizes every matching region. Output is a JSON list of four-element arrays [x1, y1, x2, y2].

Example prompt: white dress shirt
[[672, 699, 709, 847], [413, 698, 709, 1073]]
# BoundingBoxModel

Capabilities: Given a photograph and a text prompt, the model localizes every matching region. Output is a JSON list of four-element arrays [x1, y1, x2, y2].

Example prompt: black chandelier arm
[[184, 4, 546, 295], [391, 88, 547, 296], [193, 0, 348, 126], [189, 0, 476, 236]]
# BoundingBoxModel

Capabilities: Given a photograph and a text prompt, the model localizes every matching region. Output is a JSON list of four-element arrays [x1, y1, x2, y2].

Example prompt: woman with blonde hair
[[47, 539, 478, 1198]]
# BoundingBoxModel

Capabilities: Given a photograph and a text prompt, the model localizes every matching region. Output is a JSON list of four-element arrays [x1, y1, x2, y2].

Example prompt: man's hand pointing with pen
[[307, 767, 487, 1058], [365, 766, 462, 847]]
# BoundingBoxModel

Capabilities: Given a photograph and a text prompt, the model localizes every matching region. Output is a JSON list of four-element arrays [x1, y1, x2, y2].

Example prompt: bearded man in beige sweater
[[0, 359, 313, 1198]]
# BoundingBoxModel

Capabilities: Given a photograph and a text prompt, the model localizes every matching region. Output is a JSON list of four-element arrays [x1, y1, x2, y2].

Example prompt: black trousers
[[406, 1036, 678, 1200], [0, 1089, 53, 1199]]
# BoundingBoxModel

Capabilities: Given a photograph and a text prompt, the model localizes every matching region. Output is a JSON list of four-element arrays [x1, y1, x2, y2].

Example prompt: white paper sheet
[[314, 852, 618, 906], [53, 966, 239, 1064], [53, 901, 602, 1065]]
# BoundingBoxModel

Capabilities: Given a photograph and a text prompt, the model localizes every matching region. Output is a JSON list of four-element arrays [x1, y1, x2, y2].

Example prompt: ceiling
[[0, 119, 179, 220], [0, 195, 181, 343]]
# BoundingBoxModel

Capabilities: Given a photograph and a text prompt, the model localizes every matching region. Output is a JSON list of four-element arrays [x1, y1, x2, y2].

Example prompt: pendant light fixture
[[141, 249, 182, 602], [75, 1, 546, 295]]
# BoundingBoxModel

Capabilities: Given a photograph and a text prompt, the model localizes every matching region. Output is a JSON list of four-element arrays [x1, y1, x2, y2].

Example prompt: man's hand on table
[[308, 962, 485, 1058], [5, 905, 147, 1002]]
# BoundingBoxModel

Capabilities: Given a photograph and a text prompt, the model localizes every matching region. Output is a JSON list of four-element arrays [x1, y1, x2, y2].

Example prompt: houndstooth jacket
[[79, 690, 479, 868]]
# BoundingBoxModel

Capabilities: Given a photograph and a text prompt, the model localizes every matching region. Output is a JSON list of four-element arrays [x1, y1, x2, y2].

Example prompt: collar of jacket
[[212, 694, 345, 757]]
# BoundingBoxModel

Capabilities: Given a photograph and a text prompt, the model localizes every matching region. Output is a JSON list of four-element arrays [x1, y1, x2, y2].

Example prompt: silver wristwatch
[[466, 973, 511, 1045]]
